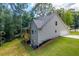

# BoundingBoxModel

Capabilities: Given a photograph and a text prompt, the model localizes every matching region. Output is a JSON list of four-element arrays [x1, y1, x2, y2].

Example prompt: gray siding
[[54, 13, 69, 36], [38, 14, 59, 45], [31, 21, 38, 46], [38, 13, 69, 45]]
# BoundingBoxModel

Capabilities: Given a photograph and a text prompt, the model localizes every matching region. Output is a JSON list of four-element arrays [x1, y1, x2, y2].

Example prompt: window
[[55, 30, 57, 33], [35, 30, 36, 33], [55, 21, 57, 26], [32, 30, 36, 34], [32, 30, 34, 34]]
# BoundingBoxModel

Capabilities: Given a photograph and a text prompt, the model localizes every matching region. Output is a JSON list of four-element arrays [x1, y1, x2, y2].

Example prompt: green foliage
[[57, 9, 74, 27], [32, 3, 53, 17], [0, 3, 33, 44], [22, 12, 32, 27], [73, 12, 79, 29], [64, 10, 74, 26]]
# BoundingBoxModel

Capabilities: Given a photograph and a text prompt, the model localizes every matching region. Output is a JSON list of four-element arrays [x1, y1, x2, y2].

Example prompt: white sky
[[30, 0, 79, 10], [1, 0, 79, 10], [52, 0, 79, 10], [53, 0, 79, 4], [0, 0, 79, 3]]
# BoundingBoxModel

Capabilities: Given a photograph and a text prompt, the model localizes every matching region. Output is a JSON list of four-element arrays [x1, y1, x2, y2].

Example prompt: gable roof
[[33, 13, 53, 29]]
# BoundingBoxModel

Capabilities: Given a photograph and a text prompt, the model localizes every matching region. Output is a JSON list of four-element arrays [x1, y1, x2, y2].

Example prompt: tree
[[0, 3, 35, 45], [8, 3, 29, 36], [56, 8, 65, 21], [57, 9, 74, 27], [0, 4, 11, 43], [22, 12, 32, 27], [32, 3, 54, 17], [73, 12, 79, 30], [64, 10, 74, 27]]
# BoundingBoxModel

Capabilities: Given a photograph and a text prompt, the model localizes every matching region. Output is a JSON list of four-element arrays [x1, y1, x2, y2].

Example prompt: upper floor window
[[55, 21, 57, 26]]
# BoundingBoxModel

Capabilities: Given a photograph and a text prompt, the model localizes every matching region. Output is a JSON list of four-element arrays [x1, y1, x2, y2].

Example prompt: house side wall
[[30, 21, 38, 46], [38, 13, 69, 45], [38, 14, 60, 45], [54, 13, 69, 36]]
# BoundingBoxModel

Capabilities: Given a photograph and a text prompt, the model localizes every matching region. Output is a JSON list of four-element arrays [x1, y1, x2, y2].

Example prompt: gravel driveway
[[63, 35, 79, 39]]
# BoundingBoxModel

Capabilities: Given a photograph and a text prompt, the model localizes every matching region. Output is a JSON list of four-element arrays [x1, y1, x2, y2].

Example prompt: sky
[[53, 3, 79, 10], [27, 3, 35, 11], [26, 0, 79, 11], [52, 0, 79, 10]]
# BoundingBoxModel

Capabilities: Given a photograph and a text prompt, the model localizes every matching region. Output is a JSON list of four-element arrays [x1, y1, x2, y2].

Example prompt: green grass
[[0, 38, 30, 56], [0, 37, 79, 56], [70, 31, 79, 35]]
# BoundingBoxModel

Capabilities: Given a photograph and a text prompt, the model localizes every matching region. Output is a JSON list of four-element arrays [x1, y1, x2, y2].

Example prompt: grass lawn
[[0, 37, 79, 56], [70, 31, 79, 35]]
